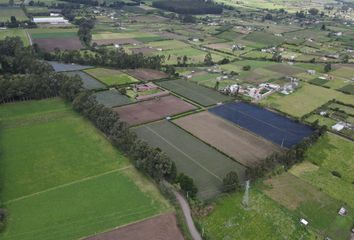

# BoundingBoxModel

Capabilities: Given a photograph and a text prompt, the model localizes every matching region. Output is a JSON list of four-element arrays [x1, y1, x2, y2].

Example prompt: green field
[[0, 98, 170, 240], [199, 190, 315, 239], [30, 31, 78, 39], [157, 79, 233, 106], [0, 7, 28, 21], [85, 68, 139, 86], [290, 133, 354, 208], [261, 82, 354, 118], [263, 173, 353, 239], [0, 29, 29, 46], [94, 89, 134, 108], [134, 120, 245, 200]]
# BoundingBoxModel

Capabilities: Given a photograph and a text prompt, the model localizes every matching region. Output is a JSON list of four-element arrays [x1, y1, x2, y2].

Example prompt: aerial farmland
[[0, 0, 353, 239]]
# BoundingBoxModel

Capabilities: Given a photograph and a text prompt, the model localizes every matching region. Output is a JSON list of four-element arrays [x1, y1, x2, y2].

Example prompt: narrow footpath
[[173, 190, 202, 240]]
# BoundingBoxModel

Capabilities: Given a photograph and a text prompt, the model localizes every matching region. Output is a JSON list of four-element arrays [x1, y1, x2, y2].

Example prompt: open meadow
[[0, 98, 171, 240], [85, 68, 139, 86]]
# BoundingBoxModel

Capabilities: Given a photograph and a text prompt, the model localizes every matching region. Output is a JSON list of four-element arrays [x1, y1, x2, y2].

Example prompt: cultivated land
[[263, 173, 353, 239], [33, 38, 83, 52], [157, 79, 233, 107], [290, 133, 354, 208], [262, 83, 354, 118], [65, 71, 106, 90], [85, 213, 184, 240], [199, 190, 314, 239], [174, 111, 281, 167], [210, 102, 314, 148], [85, 68, 139, 86], [0, 98, 171, 240], [113, 95, 197, 126], [94, 89, 134, 108], [133, 120, 246, 200], [126, 68, 168, 81]]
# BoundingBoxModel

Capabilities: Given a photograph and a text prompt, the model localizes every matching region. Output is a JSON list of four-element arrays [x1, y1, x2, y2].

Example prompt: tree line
[[152, 0, 223, 15]]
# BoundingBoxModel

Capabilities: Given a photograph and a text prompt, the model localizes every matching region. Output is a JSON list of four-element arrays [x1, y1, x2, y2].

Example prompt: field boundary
[[5, 166, 132, 204]]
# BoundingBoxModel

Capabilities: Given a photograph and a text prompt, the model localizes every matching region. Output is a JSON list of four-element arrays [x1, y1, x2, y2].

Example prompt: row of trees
[[41, 47, 165, 70], [245, 126, 327, 180]]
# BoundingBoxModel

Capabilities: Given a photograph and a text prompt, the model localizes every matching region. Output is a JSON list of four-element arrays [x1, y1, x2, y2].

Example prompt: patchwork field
[[85, 213, 183, 240], [263, 173, 353, 239], [157, 79, 233, 106], [94, 89, 134, 108], [174, 111, 281, 166], [199, 190, 314, 239], [113, 95, 196, 126], [0, 98, 170, 240], [85, 68, 139, 86], [290, 133, 354, 208], [210, 102, 314, 148], [133, 120, 246, 200], [262, 83, 354, 118], [65, 71, 106, 90]]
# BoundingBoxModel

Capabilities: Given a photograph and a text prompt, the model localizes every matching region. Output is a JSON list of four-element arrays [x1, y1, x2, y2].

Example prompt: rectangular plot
[[133, 121, 245, 200], [209, 102, 314, 148], [158, 79, 232, 107], [174, 112, 281, 167], [113, 95, 196, 126], [65, 71, 106, 90], [34, 38, 83, 52], [94, 89, 133, 108]]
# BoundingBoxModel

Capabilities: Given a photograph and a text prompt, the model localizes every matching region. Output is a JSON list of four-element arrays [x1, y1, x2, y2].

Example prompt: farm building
[[32, 17, 69, 24], [332, 122, 345, 131]]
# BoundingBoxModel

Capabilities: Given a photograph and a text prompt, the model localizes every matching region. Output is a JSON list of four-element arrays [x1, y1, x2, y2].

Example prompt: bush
[[222, 171, 241, 193], [331, 170, 342, 178], [176, 173, 198, 198]]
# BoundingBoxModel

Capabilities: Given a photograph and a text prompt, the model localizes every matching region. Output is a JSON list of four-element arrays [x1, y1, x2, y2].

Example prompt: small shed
[[300, 218, 308, 226], [338, 207, 347, 216], [332, 123, 345, 131]]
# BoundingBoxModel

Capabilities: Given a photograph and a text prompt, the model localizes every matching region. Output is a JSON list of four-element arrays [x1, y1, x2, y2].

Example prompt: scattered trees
[[176, 173, 198, 198], [324, 63, 332, 73], [204, 52, 214, 66], [152, 0, 222, 15]]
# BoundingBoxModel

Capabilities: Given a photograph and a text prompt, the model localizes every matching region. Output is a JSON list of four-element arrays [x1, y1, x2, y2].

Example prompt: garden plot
[[85, 68, 139, 86], [157, 79, 232, 107], [0, 7, 28, 22], [33, 38, 83, 52], [174, 112, 281, 167], [94, 89, 134, 108], [210, 102, 314, 148], [65, 71, 106, 90], [133, 120, 245, 200], [112, 95, 196, 126]]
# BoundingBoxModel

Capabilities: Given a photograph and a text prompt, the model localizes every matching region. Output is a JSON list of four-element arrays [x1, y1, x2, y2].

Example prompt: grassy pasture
[[290, 133, 354, 208], [199, 190, 314, 240], [30, 31, 78, 39], [94, 89, 134, 108], [0, 7, 28, 21], [263, 173, 353, 239], [261, 82, 354, 118], [0, 98, 170, 240], [92, 32, 158, 40], [243, 31, 284, 46], [0, 29, 29, 46], [85, 68, 139, 86]]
